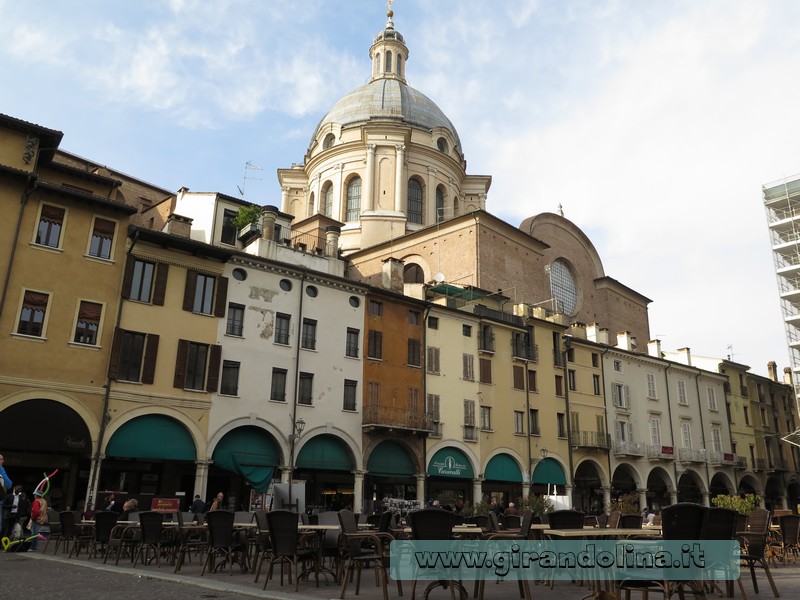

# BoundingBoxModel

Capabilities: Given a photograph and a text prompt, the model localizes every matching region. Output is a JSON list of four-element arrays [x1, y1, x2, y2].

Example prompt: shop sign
[[150, 498, 181, 513], [431, 454, 468, 477]]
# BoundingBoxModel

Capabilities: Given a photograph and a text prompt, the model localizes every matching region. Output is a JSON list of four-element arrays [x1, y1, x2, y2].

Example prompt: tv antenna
[[237, 161, 262, 198]]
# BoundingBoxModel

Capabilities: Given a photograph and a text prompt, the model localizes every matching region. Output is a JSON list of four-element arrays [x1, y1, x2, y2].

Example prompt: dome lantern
[[369, 3, 408, 83]]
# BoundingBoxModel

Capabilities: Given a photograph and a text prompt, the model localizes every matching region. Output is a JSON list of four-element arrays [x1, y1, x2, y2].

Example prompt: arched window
[[397, 55, 403, 77], [323, 133, 335, 149], [437, 138, 449, 154], [345, 177, 361, 222], [374, 53, 380, 76], [435, 187, 445, 223], [385, 51, 392, 73], [407, 179, 423, 224], [404, 263, 424, 284], [321, 182, 333, 217], [453, 197, 459, 217], [307, 193, 314, 216]]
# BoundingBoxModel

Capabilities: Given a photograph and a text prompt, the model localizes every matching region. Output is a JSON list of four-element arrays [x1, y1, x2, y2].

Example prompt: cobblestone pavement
[[3, 546, 800, 600]]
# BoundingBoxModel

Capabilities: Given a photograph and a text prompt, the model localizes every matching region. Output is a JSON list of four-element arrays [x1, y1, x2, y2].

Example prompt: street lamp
[[288, 417, 306, 512]]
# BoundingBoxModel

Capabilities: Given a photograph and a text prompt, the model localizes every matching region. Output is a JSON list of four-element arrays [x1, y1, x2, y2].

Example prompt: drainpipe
[[422, 304, 432, 505], [288, 270, 308, 511], [562, 335, 575, 500], [600, 346, 612, 509], [663, 363, 680, 502], [694, 371, 712, 506], [86, 229, 139, 509], [0, 175, 37, 318]]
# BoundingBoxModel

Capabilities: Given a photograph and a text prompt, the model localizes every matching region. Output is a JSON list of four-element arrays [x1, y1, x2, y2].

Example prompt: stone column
[[601, 487, 612, 513], [416, 474, 426, 505], [427, 166, 437, 224], [336, 163, 345, 218], [472, 478, 484, 507], [701, 491, 710, 507], [85, 454, 105, 510], [193, 460, 211, 502], [669, 489, 678, 505], [325, 226, 341, 258], [637, 488, 648, 511], [312, 175, 321, 214], [394, 144, 405, 212], [364, 144, 376, 211], [281, 465, 291, 485], [353, 470, 365, 514], [280, 186, 290, 213]]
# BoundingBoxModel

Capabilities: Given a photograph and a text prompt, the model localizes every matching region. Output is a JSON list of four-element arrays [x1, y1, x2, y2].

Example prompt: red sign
[[661, 446, 674, 455], [723, 453, 735, 462], [150, 498, 180, 513]]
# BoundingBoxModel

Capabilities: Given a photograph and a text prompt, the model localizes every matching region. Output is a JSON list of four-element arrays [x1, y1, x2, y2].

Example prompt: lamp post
[[288, 417, 306, 512]]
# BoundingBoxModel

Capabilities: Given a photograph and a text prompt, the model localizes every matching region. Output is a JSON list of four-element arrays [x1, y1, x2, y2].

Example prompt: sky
[[2, 0, 799, 377]]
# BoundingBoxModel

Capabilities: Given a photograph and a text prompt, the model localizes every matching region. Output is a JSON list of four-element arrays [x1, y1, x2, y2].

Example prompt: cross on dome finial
[[386, 0, 395, 27]]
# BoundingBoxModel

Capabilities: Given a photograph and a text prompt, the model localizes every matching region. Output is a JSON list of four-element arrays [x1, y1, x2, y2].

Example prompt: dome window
[[385, 51, 392, 73], [345, 177, 361, 222], [437, 138, 449, 154], [321, 182, 333, 217], [435, 187, 445, 223], [404, 263, 424, 284], [323, 133, 335, 149], [407, 179, 423, 224], [547, 259, 578, 316]]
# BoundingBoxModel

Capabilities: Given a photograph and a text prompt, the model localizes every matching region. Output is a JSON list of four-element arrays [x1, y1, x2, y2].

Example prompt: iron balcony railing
[[612, 441, 646, 457], [754, 458, 767, 471], [734, 456, 748, 469], [678, 448, 707, 463], [463, 426, 478, 441], [362, 404, 432, 432], [570, 431, 611, 449], [708, 452, 737, 466], [645, 445, 675, 460]]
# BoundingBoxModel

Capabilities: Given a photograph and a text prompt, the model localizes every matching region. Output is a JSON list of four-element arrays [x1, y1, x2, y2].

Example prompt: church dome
[[311, 79, 462, 149]]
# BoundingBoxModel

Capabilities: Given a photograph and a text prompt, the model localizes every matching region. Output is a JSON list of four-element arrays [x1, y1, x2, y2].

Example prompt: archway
[[366, 440, 418, 511], [645, 467, 672, 511], [296, 434, 356, 512], [677, 470, 704, 504], [573, 460, 604, 515], [482, 453, 524, 508], [737, 475, 761, 496], [709, 472, 735, 501], [611, 464, 639, 507], [765, 476, 785, 511]]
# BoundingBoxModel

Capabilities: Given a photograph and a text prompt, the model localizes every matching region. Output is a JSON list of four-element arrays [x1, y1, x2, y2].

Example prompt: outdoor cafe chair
[[58, 510, 91, 558], [200, 509, 249, 576], [172, 508, 209, 573], [263, 509, 319, 591], [87, 510, 118, 560], [338, 508, 400, 600], [132, 511, 168, 568]]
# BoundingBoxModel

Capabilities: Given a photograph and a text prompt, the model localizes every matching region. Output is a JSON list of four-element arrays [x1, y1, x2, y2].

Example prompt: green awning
[[212, 426, 280, 492], [427, 447, 474, 479], [484, 454, 522, 482], [367, 441, 414, 477], [532, 458, 566, 485], [296, 434, 353, 471], [106, 415, 195, 461]]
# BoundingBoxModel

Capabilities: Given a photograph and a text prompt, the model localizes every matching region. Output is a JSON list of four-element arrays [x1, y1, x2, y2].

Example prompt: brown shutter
[[513, 365, 524, 390], [152, 263, 168, 306], [206, 344, 222, 392], [213, 276, 228, 318], [142, 334, 159, 384], [121, 257, 135, 299], [174, 339, 189, 389], [108, 328, 123, 379], [480, 358, 492, 384], [182, 270, 197, 312]]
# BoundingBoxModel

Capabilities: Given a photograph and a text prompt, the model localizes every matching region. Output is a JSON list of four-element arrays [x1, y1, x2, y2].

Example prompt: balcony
[[512, 343, 539, 362], [570, 431, 611, 450], [768, 458, 788, 472], [613, 441, 646, 457], [362, 404, 432, 433], [429, 422, 443, 437], [678, 448, 707, 464], [734, 456, 748, 470], [754, 458, 767, 471], [708, 452, 737, 466], [646, 445, 675, 461], [463, 425, 478, 441]]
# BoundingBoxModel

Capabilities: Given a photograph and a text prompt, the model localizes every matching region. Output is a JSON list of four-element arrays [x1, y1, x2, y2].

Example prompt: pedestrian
[[503, 502, 519, 516], [0, 453, 11, 535], [103, 492, 120, 512], [209, 492, 224, 511], [119, 498, 138, 520], [190, 494, 206, 515], [3, 485, 30, 539], [29, 490, 48, 551]]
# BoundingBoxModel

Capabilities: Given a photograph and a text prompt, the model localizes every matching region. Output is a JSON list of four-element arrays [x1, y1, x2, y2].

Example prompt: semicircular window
[[548, 259, 578, 316], [404, 263, 424, 284]]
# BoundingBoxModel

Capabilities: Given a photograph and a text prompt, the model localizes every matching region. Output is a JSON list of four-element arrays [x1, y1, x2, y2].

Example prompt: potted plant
[[518, 495, 553, 517], [609, 492, 640, 515], [711, 493, 761, 515]]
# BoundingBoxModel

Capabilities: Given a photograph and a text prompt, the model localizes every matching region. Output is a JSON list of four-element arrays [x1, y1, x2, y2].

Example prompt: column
[[701, 491, 710, 507], [336, 163, 344, 218], [353, 470, 365, 514], [637, 488, 648, 511], [416, 474, 426, 506], [601, 487, 612, 513], [472, 478, 483, 507], [669, 489, 678, 505], [521, 480, 531, 500], [426, 166, 437, 223], [193, 460, 210, 502], [312, 175, 321, 214], [85, 454, 105, 511], [394, 144, 405, 212], [364, 144, 376, 211], [281, 464, 291, 485], [280, 186, 290, 213]]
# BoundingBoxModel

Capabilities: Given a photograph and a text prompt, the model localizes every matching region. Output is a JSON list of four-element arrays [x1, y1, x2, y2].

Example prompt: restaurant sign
[[150, 498, 181, 513], [427, 448, 474, 479]]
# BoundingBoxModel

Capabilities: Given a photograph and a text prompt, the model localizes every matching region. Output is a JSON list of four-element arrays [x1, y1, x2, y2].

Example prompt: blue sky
[[3, 0, 800, 376]]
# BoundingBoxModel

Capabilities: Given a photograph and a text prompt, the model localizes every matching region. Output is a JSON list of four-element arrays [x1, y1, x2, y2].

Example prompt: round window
[[548, 259, 578, 316], [349, 296, 360, 308], [306, 286, 318, 298], [279, 279, 292, 292], [232, 268, 247, 281]]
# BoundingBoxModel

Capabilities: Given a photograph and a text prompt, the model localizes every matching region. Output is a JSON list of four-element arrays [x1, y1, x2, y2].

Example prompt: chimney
[[783, 366, 793, 386], [325, 225, 341, 258], [616, 331, 635, 351], [381, 257, 404, 293], [166, 213, 192, 238], [260, 205, 279, 241], [647, 339, 663, 358], [586, 323, 609, 345], [676, 347, 692, 366], [569, 322, 587, 340]]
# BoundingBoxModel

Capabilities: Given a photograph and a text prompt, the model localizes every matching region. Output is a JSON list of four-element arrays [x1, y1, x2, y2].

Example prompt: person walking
[[29, 490, 48, 551], [0, 453, 11, 535]]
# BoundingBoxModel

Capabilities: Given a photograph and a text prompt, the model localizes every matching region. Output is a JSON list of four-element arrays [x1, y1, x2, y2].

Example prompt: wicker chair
[[407, 509, 459, 600], [57, 511, 92, 558], [132, 511, 168, 568], [263, 510, 318, 591], [201, 510, 249, 576], [87, 510, 118, 560], [172, 508, 209, 573], [740, 508, 780, 597], [618, 514, 643, 529], [338, 509, 400, 600], [772, 514, 800, 564], [705, 507, 749, 600]]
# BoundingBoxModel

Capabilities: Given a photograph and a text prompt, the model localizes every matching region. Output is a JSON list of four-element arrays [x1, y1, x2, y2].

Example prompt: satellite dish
[[434, 273, 445, 283]]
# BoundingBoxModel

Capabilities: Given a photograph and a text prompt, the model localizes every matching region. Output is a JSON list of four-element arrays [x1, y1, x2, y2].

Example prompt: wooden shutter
[[174, 339, 189, 388], [214, 276, 228, 318], [513, 365, 524, 390], [108, 327, 123, 379], [121, 258, 135, 299], [182, 270, 197, 312], [206, 344, 222, 392], [152, 263, 169, 306], [480, 358, 492, 384], [142, 334, 159, 384]]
